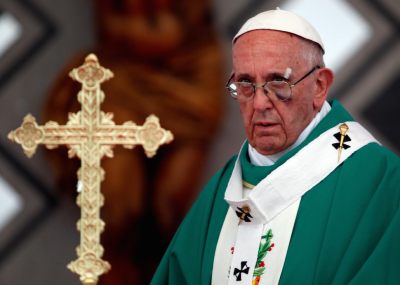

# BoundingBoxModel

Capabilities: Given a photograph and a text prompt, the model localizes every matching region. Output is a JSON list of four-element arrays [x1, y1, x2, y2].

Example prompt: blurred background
[[0, 0, 399, 284]]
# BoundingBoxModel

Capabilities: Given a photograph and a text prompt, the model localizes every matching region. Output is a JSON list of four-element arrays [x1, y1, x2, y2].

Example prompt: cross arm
[[8, 113, 86, 158], [96, 114, 174, 158]]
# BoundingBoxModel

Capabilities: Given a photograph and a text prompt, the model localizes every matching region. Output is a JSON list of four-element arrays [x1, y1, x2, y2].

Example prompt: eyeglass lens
[[226, 66, 320, 102], [228, 81, 291, 102]]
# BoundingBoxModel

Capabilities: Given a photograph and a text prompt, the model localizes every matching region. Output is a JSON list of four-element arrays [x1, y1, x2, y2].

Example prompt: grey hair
[[299, 37, 325, 69]]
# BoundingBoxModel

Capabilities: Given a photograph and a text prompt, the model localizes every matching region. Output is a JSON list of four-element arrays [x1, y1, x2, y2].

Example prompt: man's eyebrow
[[235, 72, 291, 80], [235, 73, 251, 79], [270, 72, 287, 78]]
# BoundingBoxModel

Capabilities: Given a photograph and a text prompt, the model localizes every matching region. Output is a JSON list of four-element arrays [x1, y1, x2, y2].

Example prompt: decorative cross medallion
[[233, 261, 250, 281], [332, 132, 351, 149], [8, 54, 173, 285], [332, 133, 351, 149], [332, 123, 351, 162], [236, 206, 253, 224]]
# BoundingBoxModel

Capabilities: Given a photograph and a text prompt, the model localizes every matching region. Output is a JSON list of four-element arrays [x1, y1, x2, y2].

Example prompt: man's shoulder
[[341, 142, 400, 193], [352, 142, 400, 167]]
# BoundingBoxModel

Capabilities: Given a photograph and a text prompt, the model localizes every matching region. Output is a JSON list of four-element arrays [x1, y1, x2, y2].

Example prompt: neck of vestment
[[241, 100, 354, 186]]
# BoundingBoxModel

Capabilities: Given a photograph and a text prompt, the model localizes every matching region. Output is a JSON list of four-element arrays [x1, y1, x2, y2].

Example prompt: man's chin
[[255, 149, 283, 156], [251, 140, 286, 155]]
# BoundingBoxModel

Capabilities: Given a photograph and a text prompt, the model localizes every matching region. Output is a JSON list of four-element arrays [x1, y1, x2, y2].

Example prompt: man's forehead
[[233, 30, 302, 65], [232, 31, 305, 78]]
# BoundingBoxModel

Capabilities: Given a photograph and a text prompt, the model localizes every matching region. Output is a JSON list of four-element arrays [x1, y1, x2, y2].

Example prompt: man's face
[[233, 30, 319, 155]]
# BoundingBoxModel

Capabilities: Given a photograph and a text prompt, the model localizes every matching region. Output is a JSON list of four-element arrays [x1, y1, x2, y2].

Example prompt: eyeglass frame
[[225, 65, 321, 102]]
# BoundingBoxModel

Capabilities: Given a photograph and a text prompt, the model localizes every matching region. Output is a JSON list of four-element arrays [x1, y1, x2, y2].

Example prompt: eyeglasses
[[225, 65, 320, 102]]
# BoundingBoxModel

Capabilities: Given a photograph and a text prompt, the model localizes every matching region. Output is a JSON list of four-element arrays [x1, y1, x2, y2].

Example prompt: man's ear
[[313, 68, 334, 109]]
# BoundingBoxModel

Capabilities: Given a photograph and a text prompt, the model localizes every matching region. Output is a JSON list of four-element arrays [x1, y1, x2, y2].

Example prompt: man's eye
[[240, 79, 251, 83], [275, 77, 284, 82]]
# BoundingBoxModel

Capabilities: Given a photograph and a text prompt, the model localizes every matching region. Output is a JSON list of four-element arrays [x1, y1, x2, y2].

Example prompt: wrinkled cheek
[[281, 125, 286, 136], [276, 125, 287, 142], [240, 105, 254, 137], [284, 120, 303, 144], [245, 123, 255, 142]]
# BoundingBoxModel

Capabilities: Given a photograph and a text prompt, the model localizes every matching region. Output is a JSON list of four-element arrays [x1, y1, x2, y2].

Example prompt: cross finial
[[69, 53, 114, 89], [7, 113, 44, 158]]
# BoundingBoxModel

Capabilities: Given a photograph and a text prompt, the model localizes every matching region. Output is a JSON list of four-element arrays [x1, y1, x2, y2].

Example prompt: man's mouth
[[256, 122, 277, 128], [254, 123, 279, 134]]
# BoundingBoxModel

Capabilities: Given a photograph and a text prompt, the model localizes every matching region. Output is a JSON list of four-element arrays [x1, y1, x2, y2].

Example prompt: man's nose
[[252, 86, 273, 110]]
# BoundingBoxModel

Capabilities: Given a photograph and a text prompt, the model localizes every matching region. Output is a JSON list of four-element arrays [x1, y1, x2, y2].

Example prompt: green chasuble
[[150, 100, 400, 285]]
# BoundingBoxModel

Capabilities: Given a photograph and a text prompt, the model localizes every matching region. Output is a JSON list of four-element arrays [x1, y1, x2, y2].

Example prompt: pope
[[150, 8, 400, 285]]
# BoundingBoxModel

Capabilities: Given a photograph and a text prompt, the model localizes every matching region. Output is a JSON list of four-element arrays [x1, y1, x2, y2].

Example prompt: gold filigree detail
[[8, 54, 173, 284], [100, 111, 115, 126], [69, 54, 113, 90], [67, 111, 82, 126], [99, 145, 114, 158], [8, 114, 44, 158], [68, 145, 82, 159], [137, 115, 174, 158]]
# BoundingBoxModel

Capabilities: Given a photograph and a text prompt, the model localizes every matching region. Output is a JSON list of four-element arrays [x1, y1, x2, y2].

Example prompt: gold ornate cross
[[238, 205, 251, 225], [338, 123, 349, 162], [8, 54, 173, 284]]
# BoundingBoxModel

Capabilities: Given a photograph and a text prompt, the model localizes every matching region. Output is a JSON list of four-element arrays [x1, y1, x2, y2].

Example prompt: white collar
[[249, 101, 332, 166]]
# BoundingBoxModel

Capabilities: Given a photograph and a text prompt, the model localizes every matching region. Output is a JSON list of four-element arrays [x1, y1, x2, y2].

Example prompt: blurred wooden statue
[[43, 0, 224, 284]]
